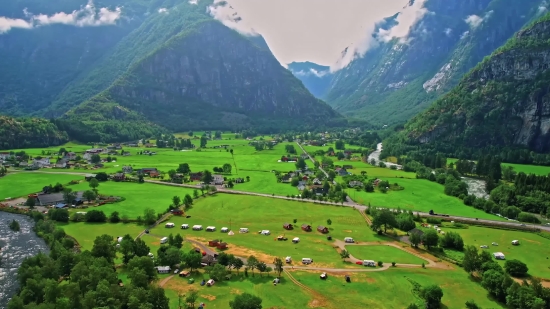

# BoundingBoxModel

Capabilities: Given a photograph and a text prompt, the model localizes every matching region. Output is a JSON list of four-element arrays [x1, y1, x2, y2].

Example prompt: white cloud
[[460, 31, 469, 39], [0, 0, 121, 34], [158, 8, 168, 14], [189, 0, 199, 4], [207, 0, 258, 36], [539, 1, 549, 15], [465, 15, 483, 28], [444, 28, 452, 36], [293, 68, 330, 78], [377, 0, 429, 43]]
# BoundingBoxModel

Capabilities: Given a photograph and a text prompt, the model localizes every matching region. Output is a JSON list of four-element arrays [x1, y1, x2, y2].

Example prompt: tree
[[201, 170, 213, 184], [246, 256, 258, 277], [91, 154, 101, 164], [396, 213, 416, 232], [200, 136, 208, 148], [504, 259, 528, 277], [62, 188, 77, 204], [246, 176, 250, 182], [285, 144, 296, 154], [409, 232, 421, 248], [209, 263, 228, 281], [462, 245, 481, 274], [83, 190, 97, 203], [9, 219, 20, 232], [256, 261, 267, 277], [177, 163, 191, 174], [193, 189, 199, 199], [327, 219, 332, 225], [168, 169, 177, 179], [233, 258, 244, 274], [295, 158, 306, 170], [91, 234, 116, 263], [335, 140, 345, 150], [421, 285, 443, 309], [89, 178, 99, 194], [173, 234, 184, 249], [172, 195, 181, 206], [439, 231, 464, 251], [223, 163, 232, 174], [183, 251, 203, 272], [273, 258, 283, 277], [183, 194, 193, 209], [340, 250, 350, 259], [109, 211, 120, 223], [422, 230, 439, 249], [229, 293, 263, 309], [85, 210, 107, 222], [371, 209, 397, 233], [185, 290, 199, 309], [143, 208, 157, 225], [465, 300, 481, 309], [25, 197, 35, 208], [128, 256, 157, 282], [120, 235, 135, 264]]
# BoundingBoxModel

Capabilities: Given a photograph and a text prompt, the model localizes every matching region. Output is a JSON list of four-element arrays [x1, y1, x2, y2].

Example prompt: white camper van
[[363, 260, 376, 267], [301, 258, 313, 265], [206, 226, 216, 232], [239, 228, 249, 233], [160, 237, 168, 244], [181, 224, 189, 229], [165, 223, 175, 228], [285, 256, 292, 263], [260, 230, 271, 235], [192, 225, 203, 231]]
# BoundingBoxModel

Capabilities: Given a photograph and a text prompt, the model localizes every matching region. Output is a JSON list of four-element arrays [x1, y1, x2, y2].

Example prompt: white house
[[493, 252, 505, 260], [156, 266, 171, 274], [0, 152, 11, 160], [83, 153, 92, 161], [33, 158, 50, 167]]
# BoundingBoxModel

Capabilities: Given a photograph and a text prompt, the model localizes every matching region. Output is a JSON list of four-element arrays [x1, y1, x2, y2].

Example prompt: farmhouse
[[139, 168, 158, 175], [36, 191, 84, 206], [33, 158, 51, 168], [122, 166, 133, 173], [156, 266, 170, 274], [317, 226, 329, 234], [301, 224, 312, 232], [113, 173, 125, 181], [409, 228, 425, 237], [211, 175, 224, 185], [208, 239, 220, 247], [190, 172, 203, 181], [283, 223, 293, 230], [217, 242, 227, 250]]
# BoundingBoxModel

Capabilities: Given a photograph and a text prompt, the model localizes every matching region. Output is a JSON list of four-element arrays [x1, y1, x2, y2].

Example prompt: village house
[[139, 168, 158, 175], [348, 181, 363, 188], [36, 191, 85, 206], [33, 157, 51, 168], [337, 169, 350, 176], [113, 173, 126, 181], [64, 152, 77, 160], [55, 159, 67, 169], [83, 153, 92, 161], [190, 172, 203, 181], [314, 187, 327, 196], [283, 223, 293, 230], [211, 174, 224, 185], [301, 224, 312, 232], [122, 166, 133, 173], [297, 181, 307, 191], [85, 148, 104, 154], [0, 152, 11, 160], [300, 153, 309, 159], [312, 178, 322, 185], [317, 226, 329, 234], [201, 255, 217, 266]]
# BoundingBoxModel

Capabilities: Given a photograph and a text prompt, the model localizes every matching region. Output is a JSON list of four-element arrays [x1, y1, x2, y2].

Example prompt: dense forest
[[0, 116, 68, 149]]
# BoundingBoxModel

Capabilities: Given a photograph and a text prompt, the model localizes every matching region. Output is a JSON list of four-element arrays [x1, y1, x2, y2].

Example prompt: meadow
[[56, 222, 145, 251], [66, 181, 196, 219], [448, 158, 550, 176], [345, 245, 426, 265], [148, 194, 388, 268], [292, 268, 504, 308], [0, 172, 82, 200], [438, 225, 550, 279]]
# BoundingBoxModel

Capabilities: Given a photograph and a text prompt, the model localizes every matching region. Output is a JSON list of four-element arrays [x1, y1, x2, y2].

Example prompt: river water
[[0, 212, 49, 308]]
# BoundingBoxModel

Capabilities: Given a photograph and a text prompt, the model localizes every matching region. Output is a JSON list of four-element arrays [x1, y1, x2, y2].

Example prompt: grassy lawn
[[345, 178, 502, 220], [292, 268, 504, 309], [56, 222, 145, 251], [442, 225, 550, 279], [448, 158, 550, 176], [346, 245, 425, 265], [149, 194, 389, 268], [161, 270, 310, 309], [0, 172, 83, 199], [66, 181, 195, 219]]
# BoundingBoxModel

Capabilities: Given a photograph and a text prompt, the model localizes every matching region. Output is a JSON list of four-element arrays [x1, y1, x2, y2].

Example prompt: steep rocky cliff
[[325, 0, 547, 126], [403, 14, 550, 152], [66, 20, 345, 132]]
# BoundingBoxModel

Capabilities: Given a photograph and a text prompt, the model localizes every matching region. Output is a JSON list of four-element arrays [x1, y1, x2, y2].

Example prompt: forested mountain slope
[[65, 20, 344, 133], [0, 0, 344, 141], [400, 13, 550, 154], [325, 0, 548, 126], [0, 116, 68, 149]]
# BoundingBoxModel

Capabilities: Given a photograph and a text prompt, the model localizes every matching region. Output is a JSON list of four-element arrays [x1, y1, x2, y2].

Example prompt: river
[[0, 212, 49, 308]]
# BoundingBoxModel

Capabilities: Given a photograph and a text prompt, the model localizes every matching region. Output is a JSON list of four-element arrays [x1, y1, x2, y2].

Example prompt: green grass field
[[66, 181, 196, 219], [346, 245, 425, 265], [0, 172, 82, 200], [345, 178, 501, 220], [292, 268, 504, 309], [149, 194, 388, 268], [448, 158, 550, 176], [56, 222, 145, 251], [441, 225, 550, 279]]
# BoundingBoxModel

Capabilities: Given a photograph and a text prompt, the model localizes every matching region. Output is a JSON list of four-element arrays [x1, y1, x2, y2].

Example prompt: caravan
[[301, 258, 313, 265], [206, 226, 216, 232], [363, 260, 376, 267], [192, 225, 203, 231], [181, 224, 189, 229], [165, 223, 175, 228], [160, 237, 168, 244], [239, 228, 249, 233]]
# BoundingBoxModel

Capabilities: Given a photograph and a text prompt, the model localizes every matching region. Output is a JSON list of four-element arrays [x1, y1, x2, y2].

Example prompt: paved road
[[9, 170, 550, 232]]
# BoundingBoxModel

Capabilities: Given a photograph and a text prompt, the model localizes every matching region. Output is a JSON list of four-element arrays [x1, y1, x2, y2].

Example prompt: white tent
[[292, 237, 300, 243], [228, 230, 235, 236]]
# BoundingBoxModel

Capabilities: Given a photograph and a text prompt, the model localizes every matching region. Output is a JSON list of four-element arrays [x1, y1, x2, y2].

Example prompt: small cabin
[[156, 266, 170, 274], [301, 224, 312, 232], [165, 222, 175, 228], [208, 239, 220, 247], [283, 223, 293, 230], [317, 226, 329, 234], [171, 209, 183, 215], [217, 242, 227, 250]]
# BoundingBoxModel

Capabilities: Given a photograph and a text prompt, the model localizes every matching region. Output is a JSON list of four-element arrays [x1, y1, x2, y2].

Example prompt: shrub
[[504, 259, 528, 277], [378, 261, 383, 267], [392, 262, 396, 267], [426, 218, 442, 224]]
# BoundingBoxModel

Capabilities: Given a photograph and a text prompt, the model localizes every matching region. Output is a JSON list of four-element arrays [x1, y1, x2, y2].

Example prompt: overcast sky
[[211, 0, 408, 67]]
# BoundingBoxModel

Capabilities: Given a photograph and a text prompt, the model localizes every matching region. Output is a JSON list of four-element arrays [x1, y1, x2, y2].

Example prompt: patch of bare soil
[[163, 279, 198, 295], [230, 288, 243, 295], [221, 244, 277, 263], [200, 294, 216, 301]]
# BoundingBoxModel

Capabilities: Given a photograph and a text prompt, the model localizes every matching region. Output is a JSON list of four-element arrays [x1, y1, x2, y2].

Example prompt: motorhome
[[160, 237, 168, 244], [192, 225, 203, 231], [165, 222, 175, 228], [181, 224, 189, 229], [239, 228, 249, 233], [206, 226, 216, 232], [301, 258, 313, 265], [363, 260, 376, 267]]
